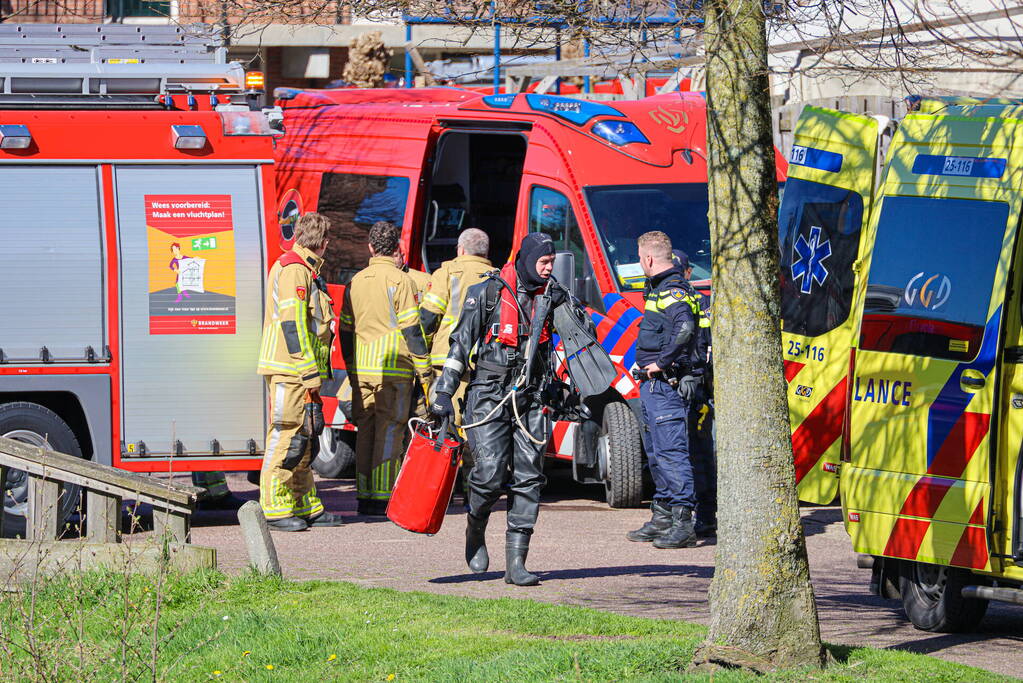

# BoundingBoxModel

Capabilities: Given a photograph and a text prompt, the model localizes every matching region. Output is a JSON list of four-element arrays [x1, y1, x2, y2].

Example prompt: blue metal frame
[[401, 2, 701, 91]]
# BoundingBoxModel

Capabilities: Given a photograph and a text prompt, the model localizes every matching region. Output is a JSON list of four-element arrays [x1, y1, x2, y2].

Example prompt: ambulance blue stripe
[[925, 306, 1002, 467], [913, 154, 1007, 179]]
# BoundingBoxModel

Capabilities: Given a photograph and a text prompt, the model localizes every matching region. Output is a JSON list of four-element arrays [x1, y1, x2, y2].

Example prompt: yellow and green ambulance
[[783, 97, 1023, 631]]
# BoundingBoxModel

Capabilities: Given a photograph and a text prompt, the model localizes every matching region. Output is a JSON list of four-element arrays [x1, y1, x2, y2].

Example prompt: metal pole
[[583, 39, 591, 95], [554, 28, 561, 95], [405, 23, 413, 88], [493, 22, 501, 94]]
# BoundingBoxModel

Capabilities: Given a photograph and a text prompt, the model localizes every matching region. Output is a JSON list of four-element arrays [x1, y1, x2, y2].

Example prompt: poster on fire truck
[[145, 194, 236, 334]]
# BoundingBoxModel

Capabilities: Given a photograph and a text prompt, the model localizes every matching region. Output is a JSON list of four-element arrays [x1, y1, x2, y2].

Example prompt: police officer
[[626, 231, 702, 549], [339, 221, 431, 516], [257, 212, 344, 531], [429, 233, 586, 586], [420, 228, 494, 423], [673, 250, 717, 537]]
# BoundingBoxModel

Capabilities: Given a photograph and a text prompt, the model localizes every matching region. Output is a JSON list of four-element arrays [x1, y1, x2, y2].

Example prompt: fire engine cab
[[783, 96, 1023, 630], [273, 86, 787, 507], [0, 24, 278, 531]]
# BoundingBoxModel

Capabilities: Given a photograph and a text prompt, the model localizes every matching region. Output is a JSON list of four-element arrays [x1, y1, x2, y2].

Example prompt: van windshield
[[584, 183, 711, 291], [860, 195, 1009, 362]]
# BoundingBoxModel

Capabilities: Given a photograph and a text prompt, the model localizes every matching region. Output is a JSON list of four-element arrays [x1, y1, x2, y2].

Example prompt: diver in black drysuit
[[429, 233, 594, 586]]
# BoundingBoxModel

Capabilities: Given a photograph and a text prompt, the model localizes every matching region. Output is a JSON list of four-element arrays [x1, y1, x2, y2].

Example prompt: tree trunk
[[696, 0, 825, 672]]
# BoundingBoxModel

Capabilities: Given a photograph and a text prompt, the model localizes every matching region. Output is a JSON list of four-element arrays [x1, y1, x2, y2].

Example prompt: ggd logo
[[904, 272, 951, 311]]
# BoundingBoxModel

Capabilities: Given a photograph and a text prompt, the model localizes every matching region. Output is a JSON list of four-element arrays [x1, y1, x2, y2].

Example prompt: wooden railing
[[0, 436, 215, 582]]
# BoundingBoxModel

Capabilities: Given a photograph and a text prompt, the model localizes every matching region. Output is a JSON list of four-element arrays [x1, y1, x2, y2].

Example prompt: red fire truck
[[272, 86, 788, 507], [0, 24, 276, 531]]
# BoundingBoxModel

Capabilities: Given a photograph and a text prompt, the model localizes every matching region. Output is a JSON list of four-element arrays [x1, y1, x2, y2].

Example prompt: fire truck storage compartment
[[115, 165, 265, 458], [0, 166, 105, 363], [422, 131, 526, 271]]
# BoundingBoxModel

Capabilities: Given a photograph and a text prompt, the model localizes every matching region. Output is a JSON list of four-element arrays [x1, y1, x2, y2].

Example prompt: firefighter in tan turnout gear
[[420, 228, 494, 405], [257, 213, 345, 532], [339, 221, 432, 516]]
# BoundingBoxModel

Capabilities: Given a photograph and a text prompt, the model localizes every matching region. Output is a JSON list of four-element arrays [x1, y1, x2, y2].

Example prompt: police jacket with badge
[[636, 264, 702, 384]]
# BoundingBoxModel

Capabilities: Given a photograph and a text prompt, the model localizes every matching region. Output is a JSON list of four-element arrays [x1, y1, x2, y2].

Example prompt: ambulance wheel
[[313, 428, 356, 479], [0, 402, 84, 537], [900, 561, 988, 632], [601, 402, 644, 509]]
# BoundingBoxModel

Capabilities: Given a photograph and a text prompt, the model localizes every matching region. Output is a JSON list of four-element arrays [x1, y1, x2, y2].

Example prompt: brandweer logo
[[904, 272, 951, 311]]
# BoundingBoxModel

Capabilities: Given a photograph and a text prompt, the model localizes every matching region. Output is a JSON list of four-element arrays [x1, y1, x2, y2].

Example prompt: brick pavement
[[184, 471, 1023, 678]]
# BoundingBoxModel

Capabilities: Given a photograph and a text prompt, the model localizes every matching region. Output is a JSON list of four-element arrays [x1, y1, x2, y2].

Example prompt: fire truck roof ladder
[[0, 24, 246, 109]]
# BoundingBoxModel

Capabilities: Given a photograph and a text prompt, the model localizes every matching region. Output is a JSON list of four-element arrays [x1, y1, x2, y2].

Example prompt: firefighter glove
[[303, 402, 325, 437], [430, 392, 454, 419]]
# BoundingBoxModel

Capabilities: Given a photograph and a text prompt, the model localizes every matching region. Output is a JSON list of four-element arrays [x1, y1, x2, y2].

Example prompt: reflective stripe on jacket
[[420, 254, 493, 366], [257, 243, 334, 389], [339, 256, 430, 381]]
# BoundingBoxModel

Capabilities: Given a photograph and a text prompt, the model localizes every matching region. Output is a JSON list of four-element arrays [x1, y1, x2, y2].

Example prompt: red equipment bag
[[387, 417, 463, 535]]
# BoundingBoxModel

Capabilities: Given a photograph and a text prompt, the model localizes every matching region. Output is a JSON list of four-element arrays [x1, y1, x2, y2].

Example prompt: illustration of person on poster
[[170, 243, 191, 302]]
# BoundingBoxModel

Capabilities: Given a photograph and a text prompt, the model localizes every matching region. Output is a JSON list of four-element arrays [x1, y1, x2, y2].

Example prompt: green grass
[[0, 570, 1005, 682]]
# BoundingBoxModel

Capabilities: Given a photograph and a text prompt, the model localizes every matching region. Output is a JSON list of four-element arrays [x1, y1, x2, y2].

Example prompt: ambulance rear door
[[778, 106, 879, 504], [843, 113, 1023, 572], [115, 164, 267, 467]]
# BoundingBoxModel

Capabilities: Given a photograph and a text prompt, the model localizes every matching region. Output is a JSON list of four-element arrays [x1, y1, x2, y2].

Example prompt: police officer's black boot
[[652, 506, 697, 549], [694, 509, 717, 538], [626, 501, 672, 542], [465, 513, 489, 573], [504, 531, 540, 586]]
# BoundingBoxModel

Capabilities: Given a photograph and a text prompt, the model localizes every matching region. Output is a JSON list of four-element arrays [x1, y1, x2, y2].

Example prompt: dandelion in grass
[[242, 651, 251, 657], [387, 674, 396, 681], [327, 654, 337, 662], [266, 664, 274, 670]]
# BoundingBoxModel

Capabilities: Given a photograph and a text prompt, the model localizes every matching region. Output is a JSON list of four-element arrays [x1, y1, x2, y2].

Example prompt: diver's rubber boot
[[465, 513, 490, 573], [626, 501, 672, 542], [504, 531, 540, 586]]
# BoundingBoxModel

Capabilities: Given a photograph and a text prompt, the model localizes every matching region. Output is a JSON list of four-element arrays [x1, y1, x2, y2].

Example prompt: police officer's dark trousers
[[464, 376, 548, 532], [641, 378, 697, 510], [688, 386, 717, 528]]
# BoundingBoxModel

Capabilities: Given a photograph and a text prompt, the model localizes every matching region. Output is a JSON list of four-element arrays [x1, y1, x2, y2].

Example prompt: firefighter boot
[[626, 501, 672, 542], [304, 511, 345, 527], [266, 516, 308, 532], [504, 531, 540, 586], [653, 506, 697, 549], [465, 513, 489, 573]]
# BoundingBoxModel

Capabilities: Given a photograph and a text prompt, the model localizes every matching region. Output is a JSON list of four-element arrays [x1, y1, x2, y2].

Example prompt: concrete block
[[238, 500, 281, 577]]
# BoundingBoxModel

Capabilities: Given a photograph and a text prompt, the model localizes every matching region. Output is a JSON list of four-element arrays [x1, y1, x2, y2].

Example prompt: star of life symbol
[[791, 226, 831, 295]]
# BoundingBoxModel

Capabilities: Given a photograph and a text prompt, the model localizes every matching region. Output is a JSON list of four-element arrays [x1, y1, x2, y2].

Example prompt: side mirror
[[552, 251, 576, 297]]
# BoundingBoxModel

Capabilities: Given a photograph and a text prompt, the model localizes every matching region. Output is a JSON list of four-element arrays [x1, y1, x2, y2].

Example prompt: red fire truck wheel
[[313, 428, 356, 479], [0, 402, 85, 535], [600, 402, 644, 509]]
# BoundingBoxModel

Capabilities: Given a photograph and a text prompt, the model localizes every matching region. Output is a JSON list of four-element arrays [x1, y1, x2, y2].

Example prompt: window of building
[[106, 0, 172, 18]]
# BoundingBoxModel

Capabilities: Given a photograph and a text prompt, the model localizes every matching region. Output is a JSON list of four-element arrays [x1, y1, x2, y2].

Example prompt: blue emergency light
[[591, 120, 650, 146]]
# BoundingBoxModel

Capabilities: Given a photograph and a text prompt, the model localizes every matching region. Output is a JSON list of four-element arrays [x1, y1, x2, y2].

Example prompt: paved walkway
[[185, 471, 1023, 678]]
